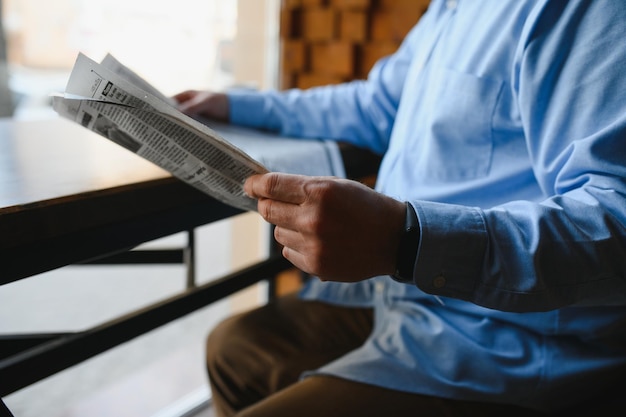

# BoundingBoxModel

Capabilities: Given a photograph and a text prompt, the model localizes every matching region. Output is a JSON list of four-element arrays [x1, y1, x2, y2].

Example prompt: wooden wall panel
[[279, 0, 431, 89]]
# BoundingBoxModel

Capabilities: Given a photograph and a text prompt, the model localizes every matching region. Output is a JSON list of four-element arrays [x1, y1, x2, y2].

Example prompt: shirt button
[[446, 0, 458, 10], [433, 275, 446, 288], [375, 282, 385, 293]]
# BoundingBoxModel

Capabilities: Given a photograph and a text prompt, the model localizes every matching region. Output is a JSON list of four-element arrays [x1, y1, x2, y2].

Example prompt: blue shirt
[[228, 0, 626, 412]]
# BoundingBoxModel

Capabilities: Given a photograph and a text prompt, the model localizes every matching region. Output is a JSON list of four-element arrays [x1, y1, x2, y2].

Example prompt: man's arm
[[413, 1, 626, 312], [176, 13, 433, 154]]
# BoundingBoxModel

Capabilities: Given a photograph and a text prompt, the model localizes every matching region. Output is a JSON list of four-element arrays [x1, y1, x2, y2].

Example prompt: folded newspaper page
[[52, 53, 268, 212]]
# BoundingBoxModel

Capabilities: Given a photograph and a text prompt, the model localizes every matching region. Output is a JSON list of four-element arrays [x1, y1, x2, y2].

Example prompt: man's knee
[[206, 311, 253, 370], [206, 294, 300, 368]]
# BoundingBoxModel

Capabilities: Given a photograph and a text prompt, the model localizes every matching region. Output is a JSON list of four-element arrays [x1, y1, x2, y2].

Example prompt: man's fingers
[[256, 197, 305, 230], [281, 246, 308, 275], [244, 173, 308, 204], [274, 226, 308, 253], [172, 90, 194, 102], [178, 95, 206, 115]]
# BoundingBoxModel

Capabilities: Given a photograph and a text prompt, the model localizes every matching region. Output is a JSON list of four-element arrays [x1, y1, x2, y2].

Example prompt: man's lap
[[206, 294, 545, 417]]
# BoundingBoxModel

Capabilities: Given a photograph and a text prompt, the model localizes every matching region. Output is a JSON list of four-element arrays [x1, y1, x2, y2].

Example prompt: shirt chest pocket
[[411, 68, 504, 182]]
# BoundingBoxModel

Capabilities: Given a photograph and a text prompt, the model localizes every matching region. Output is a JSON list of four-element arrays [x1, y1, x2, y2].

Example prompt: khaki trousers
[[205, 293, 547, 417]]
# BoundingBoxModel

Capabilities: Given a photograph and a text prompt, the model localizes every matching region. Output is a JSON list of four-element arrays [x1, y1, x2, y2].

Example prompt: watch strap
[[392, 202, 420, 283]]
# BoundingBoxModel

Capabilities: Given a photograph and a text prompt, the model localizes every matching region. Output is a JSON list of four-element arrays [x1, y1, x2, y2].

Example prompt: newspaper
[[52, 53, 268, 212]]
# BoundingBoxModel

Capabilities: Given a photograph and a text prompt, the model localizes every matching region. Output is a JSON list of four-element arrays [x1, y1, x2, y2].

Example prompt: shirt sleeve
[[226, 16, 432, 155], [412, 0, 626, 312]]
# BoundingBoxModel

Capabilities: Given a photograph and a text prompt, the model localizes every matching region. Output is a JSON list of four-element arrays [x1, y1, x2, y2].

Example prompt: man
[[175, 1, 626, 416]]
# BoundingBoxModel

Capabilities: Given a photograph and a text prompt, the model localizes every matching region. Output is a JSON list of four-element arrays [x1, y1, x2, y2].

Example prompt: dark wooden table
[[0, 117, 292, 408], [0, 117, 238, 285]]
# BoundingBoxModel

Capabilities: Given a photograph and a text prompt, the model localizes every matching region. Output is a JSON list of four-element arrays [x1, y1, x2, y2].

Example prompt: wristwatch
[[392, 202, 420, 283]]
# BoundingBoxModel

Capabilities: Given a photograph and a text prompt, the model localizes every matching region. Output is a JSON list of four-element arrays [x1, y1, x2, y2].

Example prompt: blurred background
[[1, 0, 279, 119], [1, 1, 278, 416]]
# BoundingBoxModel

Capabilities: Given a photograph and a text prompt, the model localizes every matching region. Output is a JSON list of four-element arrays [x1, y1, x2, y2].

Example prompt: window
[[1, 1, 279, 416], [2, 0, 277, 119]]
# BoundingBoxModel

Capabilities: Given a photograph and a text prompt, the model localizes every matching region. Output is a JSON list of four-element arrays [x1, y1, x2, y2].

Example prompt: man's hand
[[244, 173, 406, 282], [173, 90, 229, 122]]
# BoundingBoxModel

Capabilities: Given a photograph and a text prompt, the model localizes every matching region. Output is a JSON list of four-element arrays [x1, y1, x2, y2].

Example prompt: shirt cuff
[[412, 200, 487, 299]]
